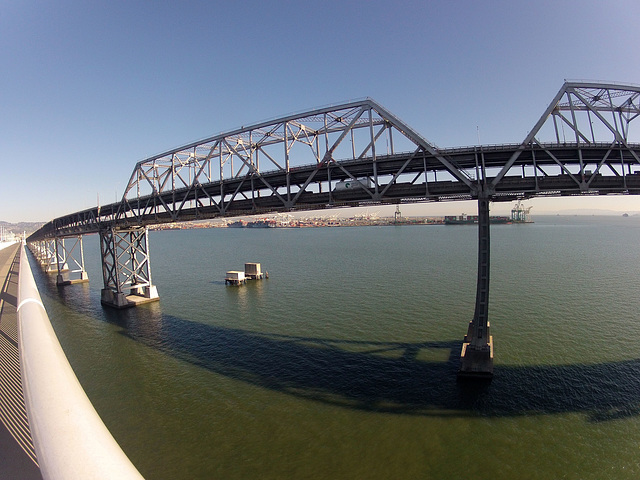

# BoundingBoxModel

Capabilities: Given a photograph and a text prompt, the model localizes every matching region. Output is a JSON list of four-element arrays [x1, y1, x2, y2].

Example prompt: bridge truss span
[[491, 82, 640, 192], [34, 83, 640, 239], [115, 99, 474, 225]]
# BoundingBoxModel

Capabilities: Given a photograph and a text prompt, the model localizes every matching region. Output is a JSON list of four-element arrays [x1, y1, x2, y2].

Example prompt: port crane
[[511, 200, 532, 223]]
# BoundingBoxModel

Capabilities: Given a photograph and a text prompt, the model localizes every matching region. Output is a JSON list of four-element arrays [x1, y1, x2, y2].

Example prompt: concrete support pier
[[459, 193, 494, 379], [31, 239, 57, 272], [99, 226, 159, 309]]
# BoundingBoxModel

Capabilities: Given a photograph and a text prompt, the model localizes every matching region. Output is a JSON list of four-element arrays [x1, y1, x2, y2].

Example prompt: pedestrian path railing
[[16, 242, 144, 480]]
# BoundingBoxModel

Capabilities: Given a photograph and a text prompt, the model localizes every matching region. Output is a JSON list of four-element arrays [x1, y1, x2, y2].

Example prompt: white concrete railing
[[17, 243, 144, 480]]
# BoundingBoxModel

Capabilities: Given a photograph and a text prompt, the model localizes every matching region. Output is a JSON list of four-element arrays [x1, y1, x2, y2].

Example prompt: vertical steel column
[[55, 238, 68, 285], [369, 108, 379, 198], [129, 230, 142, 296], [79, 237, 88, 281], [44, 239, 57, 272], [285, 121, 291, 206], [39, 241, 48, 266], [459, 193, 494, 378], [99, 227, 125, 307]]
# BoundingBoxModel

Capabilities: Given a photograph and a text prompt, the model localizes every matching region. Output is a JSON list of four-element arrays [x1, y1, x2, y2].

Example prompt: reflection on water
[[225, 278, 267, 314], [103, 303, 640, 420]]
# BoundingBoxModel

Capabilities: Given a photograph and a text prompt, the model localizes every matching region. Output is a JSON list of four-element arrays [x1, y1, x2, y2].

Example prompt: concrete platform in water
[[225, 271, 246, 286], [225, 262, 268, 285], [458, 338, 494, 380]]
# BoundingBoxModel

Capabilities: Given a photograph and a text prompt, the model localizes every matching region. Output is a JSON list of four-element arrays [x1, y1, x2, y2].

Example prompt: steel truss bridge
[[27, 81, 640, 378]]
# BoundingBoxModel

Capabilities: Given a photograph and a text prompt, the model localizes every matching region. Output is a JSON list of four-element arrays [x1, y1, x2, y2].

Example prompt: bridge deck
[[35, 142, 640, 239]]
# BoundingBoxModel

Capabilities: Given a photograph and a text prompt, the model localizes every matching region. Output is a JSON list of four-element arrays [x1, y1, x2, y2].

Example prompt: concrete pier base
[[128, 285, 159, 299], [101, 289, 130, 308], [56, 270, 89, 286], [100, 287, 159, 309], [144, 285, 159, 299], [129, 285, 145, 296], [458, 337, 494, 379], [46, 262, 67, 273]]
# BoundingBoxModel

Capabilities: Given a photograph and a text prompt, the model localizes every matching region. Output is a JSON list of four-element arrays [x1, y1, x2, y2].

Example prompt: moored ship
[[444, 214, 512, 225]]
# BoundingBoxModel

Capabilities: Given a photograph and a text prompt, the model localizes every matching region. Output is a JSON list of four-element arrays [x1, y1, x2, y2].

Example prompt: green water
[[31, 216, 640, 479]]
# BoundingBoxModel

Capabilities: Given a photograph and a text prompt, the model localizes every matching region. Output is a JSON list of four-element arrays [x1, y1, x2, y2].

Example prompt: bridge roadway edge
[[0, 242, 147, 479], [0, 243, 42, 480], [17, 241, 145, 479]]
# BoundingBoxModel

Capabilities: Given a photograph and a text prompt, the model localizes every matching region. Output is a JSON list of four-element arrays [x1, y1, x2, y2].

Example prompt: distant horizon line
[[3, 210, 638, 226]]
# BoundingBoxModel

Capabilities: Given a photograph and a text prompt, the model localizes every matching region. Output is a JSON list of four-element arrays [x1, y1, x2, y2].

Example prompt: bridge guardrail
[[17, 242, 144, 480]]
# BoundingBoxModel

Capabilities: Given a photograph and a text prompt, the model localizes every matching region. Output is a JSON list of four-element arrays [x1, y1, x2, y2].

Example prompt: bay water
[[30, 215, 640, 479]]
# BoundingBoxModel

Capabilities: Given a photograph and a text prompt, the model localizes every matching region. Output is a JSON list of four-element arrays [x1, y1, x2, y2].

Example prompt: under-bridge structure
[[27, 81, 640, 378]]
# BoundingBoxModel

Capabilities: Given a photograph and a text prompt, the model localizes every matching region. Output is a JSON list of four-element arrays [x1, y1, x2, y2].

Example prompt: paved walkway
[[0, 243, 42, 479]]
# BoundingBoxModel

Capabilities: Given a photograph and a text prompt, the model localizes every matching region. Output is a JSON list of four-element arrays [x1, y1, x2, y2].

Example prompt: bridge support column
[[38, 239, 59, 272], [459, 193, 494, 379], [99, 226, 159, 309], [55, 236, 89, 286], [28, 241, 46, 266], [31, 238, 62, 272]]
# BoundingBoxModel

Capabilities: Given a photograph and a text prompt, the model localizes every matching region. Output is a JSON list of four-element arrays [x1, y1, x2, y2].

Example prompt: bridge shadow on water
[[98, 305, 640, 422]]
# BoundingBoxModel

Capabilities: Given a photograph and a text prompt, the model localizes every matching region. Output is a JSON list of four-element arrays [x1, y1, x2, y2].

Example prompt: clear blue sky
[[3, 0, 640, 222]]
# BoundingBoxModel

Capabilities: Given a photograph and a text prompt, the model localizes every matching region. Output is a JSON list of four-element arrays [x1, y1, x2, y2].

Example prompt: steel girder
[[112, 99, 473, 225], [26, 82, 640, 242], [491, 82, 640, 191]]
